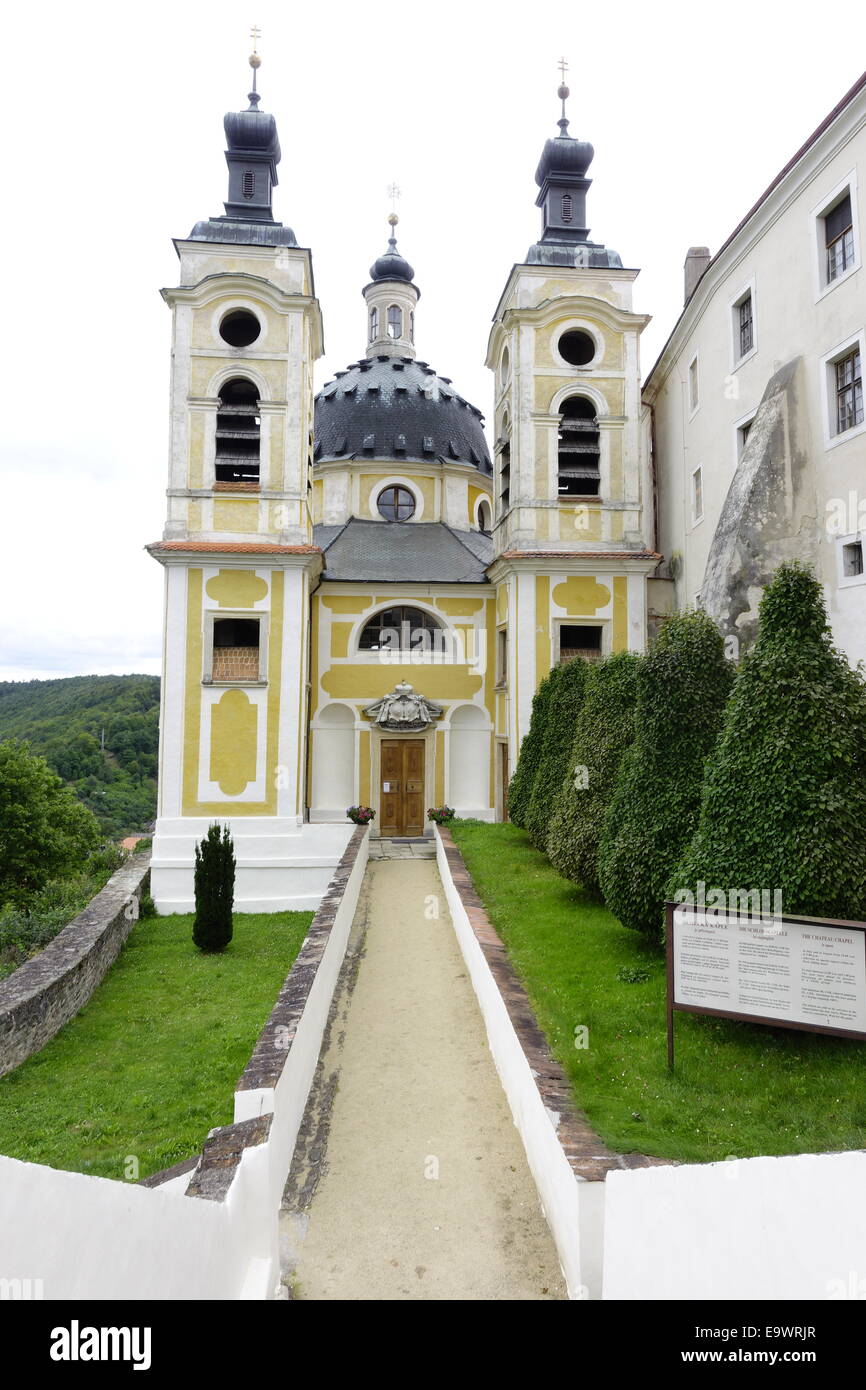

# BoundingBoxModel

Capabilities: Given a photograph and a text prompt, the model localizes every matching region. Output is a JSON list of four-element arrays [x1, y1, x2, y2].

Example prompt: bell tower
[[147, 45, 350, 913], [486, 69, 658, 772]]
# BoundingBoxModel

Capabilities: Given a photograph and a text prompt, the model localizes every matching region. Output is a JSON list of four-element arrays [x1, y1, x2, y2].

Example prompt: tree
[[0, 739, 102, 906], [507, 671, 555, 828], [598, 611, 734, 938], [671, 562, 866, 920], [525, 658, 589, 850], [192, 823, 235, 952], [547, 651, 641, 893]]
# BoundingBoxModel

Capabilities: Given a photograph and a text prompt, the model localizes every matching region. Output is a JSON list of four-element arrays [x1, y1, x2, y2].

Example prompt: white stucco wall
[[603, 1150, 866, 1301], [649, 86, 866, 664]]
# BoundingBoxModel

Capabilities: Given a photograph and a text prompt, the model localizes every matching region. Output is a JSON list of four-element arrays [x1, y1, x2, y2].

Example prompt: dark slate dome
[[314, 356, 492, 472]]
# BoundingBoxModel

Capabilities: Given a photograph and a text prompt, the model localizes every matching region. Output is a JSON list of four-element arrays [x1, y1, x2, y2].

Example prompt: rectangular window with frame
[[842, 539, 864, 578], [688, 356, 699, 413], [210, 617, 262, 682], [736, 416, 754, 460], [692, 465, 703, 523], [826, 193, 855, 284], [737, 294, 753, 358], [558, 625, 602, 665], [835, 346, 863, 434], [496, 628, 508, 686]]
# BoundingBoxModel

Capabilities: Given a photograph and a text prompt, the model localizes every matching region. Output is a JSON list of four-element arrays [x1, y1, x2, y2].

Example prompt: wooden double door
[[379, 739, 425, 837]]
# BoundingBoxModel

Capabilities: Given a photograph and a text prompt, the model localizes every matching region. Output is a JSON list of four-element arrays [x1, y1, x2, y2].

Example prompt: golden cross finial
[[556, 56, 570, 126], [387, 183, 401, 230], [250, 24, 262, 53]]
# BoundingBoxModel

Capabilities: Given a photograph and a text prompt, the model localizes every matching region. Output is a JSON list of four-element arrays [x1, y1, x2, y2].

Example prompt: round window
[[558, 329, 596, 367], [377, 485, 416, 521], [219, 310, 262, 348]]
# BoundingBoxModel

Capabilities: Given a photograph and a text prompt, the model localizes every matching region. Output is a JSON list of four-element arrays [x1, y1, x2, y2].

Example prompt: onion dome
[[187, 47, 297, 247], [369, 216, 415, 283]]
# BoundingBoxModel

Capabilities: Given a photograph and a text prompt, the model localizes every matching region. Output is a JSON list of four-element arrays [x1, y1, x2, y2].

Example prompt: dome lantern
[[363, 213, 420, 360]]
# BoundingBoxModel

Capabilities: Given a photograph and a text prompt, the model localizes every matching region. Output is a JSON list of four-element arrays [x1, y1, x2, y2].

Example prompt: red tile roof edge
[[496, 549, 661, 561], [147, 541, 322, 555]]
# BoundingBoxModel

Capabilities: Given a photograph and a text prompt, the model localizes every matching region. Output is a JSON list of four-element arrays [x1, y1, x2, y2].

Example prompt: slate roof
[[315, 519, 493, 583], [314, 356, 492, 473]]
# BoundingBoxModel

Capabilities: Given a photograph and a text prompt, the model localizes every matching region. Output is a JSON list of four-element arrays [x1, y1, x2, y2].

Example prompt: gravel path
[[282, 857, 566, 1301]]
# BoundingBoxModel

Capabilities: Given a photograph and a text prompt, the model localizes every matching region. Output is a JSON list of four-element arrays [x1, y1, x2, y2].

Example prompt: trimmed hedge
[[525, 659, 589, 850], [670, 563, 866, 920], [547, 651, 641, 893], [507, 671, 554, 828], [598, 610, 734, 937]]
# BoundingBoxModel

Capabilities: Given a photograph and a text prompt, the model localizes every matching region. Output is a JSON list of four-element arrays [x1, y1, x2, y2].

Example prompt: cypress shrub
[[547, 650, 641, 892], [598, 610, 734, 938], [192, 823, 235, 953], [507, 671, 554, 828], [670, 562, 866, 920], [525, 658, 589, 850]]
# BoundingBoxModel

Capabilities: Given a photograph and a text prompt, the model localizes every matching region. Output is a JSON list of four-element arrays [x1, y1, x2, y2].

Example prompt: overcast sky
[[1, 0, 863, 682]]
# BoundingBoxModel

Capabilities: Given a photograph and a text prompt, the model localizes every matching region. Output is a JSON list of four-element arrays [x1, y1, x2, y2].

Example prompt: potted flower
[[347, 805, 376, 825], [427, 805, 455, 825]]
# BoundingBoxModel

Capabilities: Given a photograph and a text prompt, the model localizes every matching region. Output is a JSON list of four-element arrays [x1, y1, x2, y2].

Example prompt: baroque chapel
[[147, 59, 657, 911]]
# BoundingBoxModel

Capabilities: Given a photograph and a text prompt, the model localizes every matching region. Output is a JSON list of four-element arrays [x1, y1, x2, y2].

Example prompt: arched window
[[215, 378, 260, 485], [558, 396, 600, 497], [369, 306, 379, 342], [409, 310, 415, 341], [358, 605, 441, 652], [500, 346, 510, 385], [387, 305, 403, 339], [477, 499, 492, 532], [377, 485, 416, 521]]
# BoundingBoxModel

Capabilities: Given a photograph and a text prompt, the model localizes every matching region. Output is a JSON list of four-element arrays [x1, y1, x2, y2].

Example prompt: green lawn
[[0, 910, 313, 1181], [450, 821, 866, 1164]]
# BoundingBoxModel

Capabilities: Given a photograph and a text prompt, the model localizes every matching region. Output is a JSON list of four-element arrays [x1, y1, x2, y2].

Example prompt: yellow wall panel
[[552, 576, 611, 614]]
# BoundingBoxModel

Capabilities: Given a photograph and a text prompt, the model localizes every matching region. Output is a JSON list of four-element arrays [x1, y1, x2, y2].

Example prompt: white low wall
[[435, 828, 588, 1300], [234, 828, 371, 1221], [151, 820, 354, 913], [0, 1144, 268, 1301], [603, 1150, 866, 1301], [0, 829, 370, 1301]]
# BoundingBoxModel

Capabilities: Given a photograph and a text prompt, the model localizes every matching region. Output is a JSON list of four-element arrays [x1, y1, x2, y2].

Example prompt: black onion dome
[[314, 356, 491, 472], [534, 127, 593, 186], [223, 107, 282, 161], [369, 236, 415, 284]]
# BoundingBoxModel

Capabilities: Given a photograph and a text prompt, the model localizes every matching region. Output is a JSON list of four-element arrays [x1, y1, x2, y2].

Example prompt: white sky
[[1, 0, 863, 681]]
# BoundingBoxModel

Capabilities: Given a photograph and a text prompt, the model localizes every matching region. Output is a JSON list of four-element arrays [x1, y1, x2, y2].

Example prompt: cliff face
[[701, 357, 821, 652]]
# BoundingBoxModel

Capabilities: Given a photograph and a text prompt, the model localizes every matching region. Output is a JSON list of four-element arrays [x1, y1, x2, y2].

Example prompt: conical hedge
[[193, 822, 235, 953], [598, 610, 734, 937], [670, 562, 866, 920], [507, 671, 554, 828], [525, 658, 590, 850], [547, 650, 640, 893]]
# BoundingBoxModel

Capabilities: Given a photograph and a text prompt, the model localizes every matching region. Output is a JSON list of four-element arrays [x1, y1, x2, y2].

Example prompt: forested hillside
[[0, 675, 160, 837]]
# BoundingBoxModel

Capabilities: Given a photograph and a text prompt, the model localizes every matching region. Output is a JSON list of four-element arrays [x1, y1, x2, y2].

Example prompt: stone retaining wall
[[0, 852, 151, 1077]]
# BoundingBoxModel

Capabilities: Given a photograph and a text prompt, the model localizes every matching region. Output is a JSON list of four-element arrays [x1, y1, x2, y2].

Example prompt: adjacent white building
[[645, 71, 866, 663]]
